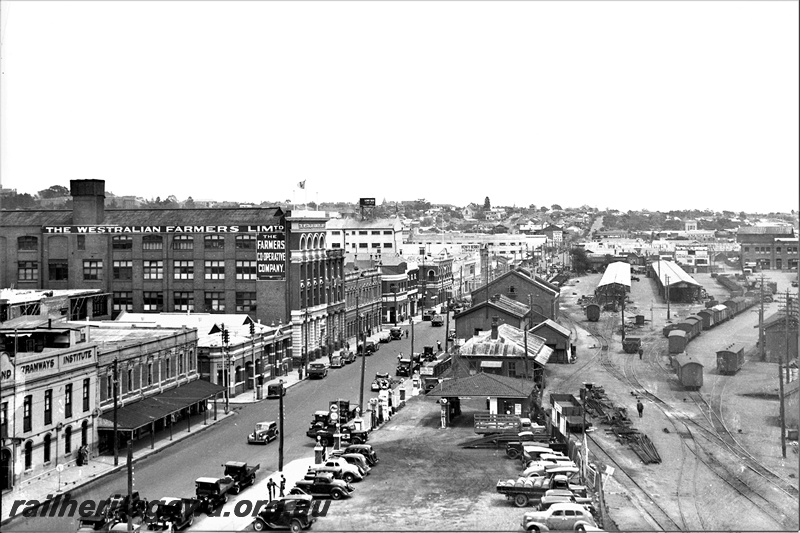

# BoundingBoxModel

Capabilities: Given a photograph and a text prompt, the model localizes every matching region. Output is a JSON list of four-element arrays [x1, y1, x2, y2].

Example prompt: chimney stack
[[70, 179, 106, 225], [491, 316, 499, 340]]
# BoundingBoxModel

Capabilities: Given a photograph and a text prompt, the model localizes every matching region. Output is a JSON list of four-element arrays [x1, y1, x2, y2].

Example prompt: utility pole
[[620, 294, 626, 341], [113, 358, 119, 467], [278, 378, 285, 470], [444, 298, 451, 352], [665, 274, 671, 321], [759, 277, 765, 361], [127, 441, 133, 533], [410, 315, 415, 375]]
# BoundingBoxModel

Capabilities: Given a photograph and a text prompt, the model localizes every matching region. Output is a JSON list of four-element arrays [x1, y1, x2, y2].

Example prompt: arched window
[[24, 441, 33, 470], [81, 421, 88, 447], [43, 434, 52, 463], [299, 234, 306, 250], [428, 270, 436, 281], [64, 426, 72, 455]]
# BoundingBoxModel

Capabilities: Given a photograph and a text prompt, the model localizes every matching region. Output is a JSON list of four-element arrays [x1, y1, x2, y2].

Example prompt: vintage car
[[307, 363, 328, 379], [431, 315, 444, 327], [357, 340, 377, 355], [520, 502, 597, 531], [251, 495, 316, 532], [249, 421, 279, 444], [144, 497, 201, 531], [342, 351, 356, 364], [371, 372, 391, 391], [341, 444, 378, 466], [376, 330, 391, 343], [538, 489, 596, 514], [329, 355, 344, 368], [267, 383, 286, 399], [328, 451, 371, 475], [306, 458, 364, 483], [104, 490, 147, 521], [77, 516, 114, 533], [422, 309, 437, 321], [223, 461, 260, 493], [390, 327, 403, 340], [290, 473, 354, 500]]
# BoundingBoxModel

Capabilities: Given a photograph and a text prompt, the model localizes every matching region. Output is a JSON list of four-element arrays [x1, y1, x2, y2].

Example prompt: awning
[[480, 361, 503, 368], [98, 379, 224, 431]]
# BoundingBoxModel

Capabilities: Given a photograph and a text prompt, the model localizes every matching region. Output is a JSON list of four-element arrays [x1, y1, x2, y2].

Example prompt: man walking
[[267, 478, 275, 500], [636, 399, 644, 418], [638, 348, 644, 360], [405, 329, 408, 338], [279, 474, 286, 497]]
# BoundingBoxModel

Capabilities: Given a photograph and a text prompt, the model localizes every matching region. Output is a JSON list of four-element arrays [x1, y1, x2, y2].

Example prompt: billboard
[[359, 198, 376, 207], [257, 231, 286, 280]]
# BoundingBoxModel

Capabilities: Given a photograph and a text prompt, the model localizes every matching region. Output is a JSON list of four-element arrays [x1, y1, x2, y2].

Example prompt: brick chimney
[[71, 179, 106, 225], [491, 316, 499, 339]]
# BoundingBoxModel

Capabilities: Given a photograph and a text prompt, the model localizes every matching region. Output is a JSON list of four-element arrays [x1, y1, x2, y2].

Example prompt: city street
[[5, 316, 452, 532]]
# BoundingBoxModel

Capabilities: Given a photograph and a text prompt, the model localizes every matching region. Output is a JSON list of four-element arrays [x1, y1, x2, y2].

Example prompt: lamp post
[[303, 309, 310, 377], [358, 313, 366, 415]]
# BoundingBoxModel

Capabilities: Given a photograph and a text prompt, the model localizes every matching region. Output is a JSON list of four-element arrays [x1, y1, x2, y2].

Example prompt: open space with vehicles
[[248, 421, 279, 444], [251, 495, 317, 532]]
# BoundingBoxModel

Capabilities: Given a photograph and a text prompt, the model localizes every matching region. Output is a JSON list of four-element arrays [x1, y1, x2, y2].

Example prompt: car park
[[520, 502, 597, 531], [251, 495, 316, 532]]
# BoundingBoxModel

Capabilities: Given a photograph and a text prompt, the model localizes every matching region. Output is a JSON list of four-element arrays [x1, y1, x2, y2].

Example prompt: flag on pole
[[298, 180, 306, 189]]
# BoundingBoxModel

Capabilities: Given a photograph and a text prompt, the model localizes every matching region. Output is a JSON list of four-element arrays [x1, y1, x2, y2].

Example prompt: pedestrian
[[279, 474, 286, 497], [397, 353, 403, 361], [267, 478, 275, 500], [638, 348, 643, 360], [298, 367, 304, 380], [636, 400, 644, 418], [408, 317, 413, 325], [405, 330, 408, 338], [437, 341, 442, 352]]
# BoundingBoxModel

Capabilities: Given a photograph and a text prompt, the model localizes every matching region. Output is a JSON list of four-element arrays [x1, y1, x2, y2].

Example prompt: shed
[[529, 319, 572, 364], [671, 353, 703, 390]]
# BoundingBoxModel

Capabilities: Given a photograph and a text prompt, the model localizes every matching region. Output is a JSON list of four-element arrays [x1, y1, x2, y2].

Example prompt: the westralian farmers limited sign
[[257, 232, 286, 280], [42, 225, 283, 234]]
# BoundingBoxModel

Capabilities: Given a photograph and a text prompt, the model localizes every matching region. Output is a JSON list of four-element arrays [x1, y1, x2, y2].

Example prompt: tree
[[185, 196, 196, 208], [38, 185, 70, 199], [551, 204, 563, 211], [483, 197, 491, 210], [540, 206, 548, 213], [571, 247, 591, 274]]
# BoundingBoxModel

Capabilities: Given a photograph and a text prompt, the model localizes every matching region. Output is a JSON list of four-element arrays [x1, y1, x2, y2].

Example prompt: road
[[9, 316, 452, 532]]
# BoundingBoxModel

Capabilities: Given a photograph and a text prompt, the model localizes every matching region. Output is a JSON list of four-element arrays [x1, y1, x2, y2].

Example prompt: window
[[126, 368, 133, 393], [24, 441, 33, 470], [18, 236, 38, 250], [235, 234, 256, 249], [332, 243, 341, 249], [174, 291, 195, 311], [743, 246, 749, 252], [205, 235, 225, 250], [383, 243, 393, 248], [331, 231, 341, 235], [142, 234, 163, 250], [165, 357, 171, 379], [81, 421, 88, 446], [371, 230, 381, 235], [358, 243, 368, 249], [143, 260, 164, 280], [43, 433, 52, 463], [507, 362, 516, 375], [173, 235, 194, 250], [383, 230, 392, 235], [23, 395, 32, 432], [236, 292, 257, 312], [65, 384, 73, 418], [83, 260, 102, 281], [236, 260, 257, 280], [113, 292, 133, 313], [359, 231, 368, 235], [179, 353, 184, 374], [44, 389, 53, 425], [49, 260, 69, 281], [147, 362, 153, 386], [1, 402, 7, 437], [18, 261, 39, 281], [64, 426, 72, 454], [112, 235, 132, 250], [143, 291, 163, 311], [77, 235, 86, 251], [204, 260, 225, 280], [174, 260, 194, 280], [205, 292, 225, 312], [83, 379, 90, 412], [776, 247, 782, 253], [113, 260, 133, 280], [371, 243, 380, 248]]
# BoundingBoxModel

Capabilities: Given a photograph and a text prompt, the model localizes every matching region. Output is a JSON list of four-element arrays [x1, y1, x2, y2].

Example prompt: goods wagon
[[705, 299, 719, 309], [685, 316, 703, 337], [711, 304, 729, 324], [668, 330, 687, 354], [696, 309, 714, 330], [622, 336, 642, 354], [671, 353, 703, 390], [585, 303, 601, 322], [663, 323, 679, 338], [674, 322, 697, 341], [716, 344, 745, 375]]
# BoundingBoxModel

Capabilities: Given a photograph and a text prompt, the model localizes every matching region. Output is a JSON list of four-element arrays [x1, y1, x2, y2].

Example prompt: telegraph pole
[[278, 378, 285, 470], [113, 358, 119, 467], [665, 274, 671, 321], [759, 279, 765, 361]]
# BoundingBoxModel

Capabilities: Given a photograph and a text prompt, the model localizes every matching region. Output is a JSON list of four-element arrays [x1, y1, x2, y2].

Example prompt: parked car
[[377, 330, 391, 343], [431, 315, 444, 327], [328, 451, 371, 475], [195, 476, 236, 514], [371, 372, 391, 391], [144, 497, 200, 531], [307, 363, 328, 379], [104, 490, 147, 522], [341, 444, 378, 466], [222, 461, 260, 494], [267, 383, 285, 399], [249, 421, 279, 445], [342, 351, 356, 364], [77, 516, 113, 533], [520, 502, 597, 531], [251, 495, 316, 532], [330, 355, 344, 368], [307, 457, 364, 483], [357, 340, 377, 355], [538, 489, 595, 514], [390, 327, 403, 340], [422, 309, 436, 321], [290, 473, 354, 500]]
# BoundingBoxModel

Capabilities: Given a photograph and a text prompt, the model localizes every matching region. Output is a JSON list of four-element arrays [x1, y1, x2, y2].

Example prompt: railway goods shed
[[671, 353, 704, 390], [650, 261, 703, 303], [594, 262, 631, 305]]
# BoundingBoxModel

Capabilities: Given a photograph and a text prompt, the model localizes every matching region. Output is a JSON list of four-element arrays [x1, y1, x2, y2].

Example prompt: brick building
[[737, 226, 798, 270]]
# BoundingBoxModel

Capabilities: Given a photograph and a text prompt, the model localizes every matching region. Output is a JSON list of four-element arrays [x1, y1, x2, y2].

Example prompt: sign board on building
[[359, 198, 376, 207], [42, 225, 283, 234], [420, 366, 434, 376], [256, 231, 286, 280]]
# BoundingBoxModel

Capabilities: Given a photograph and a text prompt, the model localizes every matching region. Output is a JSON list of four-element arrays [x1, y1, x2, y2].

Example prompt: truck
[[104, 490, 147, 522], [144, 497, 201, 531], [496, 474, 587, 508], [306, 424, 368, 447], [195, 476, 236, 514], [222, 461, 260, 494]]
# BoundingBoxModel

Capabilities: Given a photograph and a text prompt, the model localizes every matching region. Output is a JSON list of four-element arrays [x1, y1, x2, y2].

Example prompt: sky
[[1, 1, 798, 214]]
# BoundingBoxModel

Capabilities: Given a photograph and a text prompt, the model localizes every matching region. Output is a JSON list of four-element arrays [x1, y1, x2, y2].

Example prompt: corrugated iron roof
[[425, 372, 538, 398], [737, 226, 795, 236], [460, 324, 552, 365], [597, 262, 631, 288], [530, 319, 571, 339], [654, 261, 701, 287]]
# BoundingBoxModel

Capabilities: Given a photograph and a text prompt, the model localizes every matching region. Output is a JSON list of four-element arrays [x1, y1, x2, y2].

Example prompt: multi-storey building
[[402, 232, 546, 261], [0, 180, 348, 362], [1, 321, 98, 491], [343, 259, 382, 343], [378, 256, 419, 324], [737, 226, 797, 270], [417, 254, 454, 311], [326, 217, 404, 254]]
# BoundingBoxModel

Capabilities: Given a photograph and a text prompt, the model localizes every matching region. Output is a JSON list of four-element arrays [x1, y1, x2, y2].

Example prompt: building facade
[[343, 262, 382, 344], [471, 267, 560, 323], [737, 226, 798, 270]]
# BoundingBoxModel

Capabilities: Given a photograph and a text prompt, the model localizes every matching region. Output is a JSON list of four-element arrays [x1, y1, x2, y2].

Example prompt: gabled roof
[[758, 312, 799, 330], [456, 294, 530, 320], [470, 268, 559, 299], [530, 319, 571, 339], [460, 324, 552, 366], [737, 226, 795, 236], [425, 372, 538, 398]]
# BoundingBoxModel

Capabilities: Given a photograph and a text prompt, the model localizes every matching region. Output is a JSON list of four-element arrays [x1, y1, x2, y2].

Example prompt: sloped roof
[[457, 294, 530, 320], [113, 312, 278, 347], [460, 324, 552, 366], [597, 262, 631, 289], [653, 261, 701, 287], [530, 319, 571, 339], [737, 226, 795, 236], [0, 208, 284, 227], [470, 268, 559, 299], [425, 372, 538, 398]]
